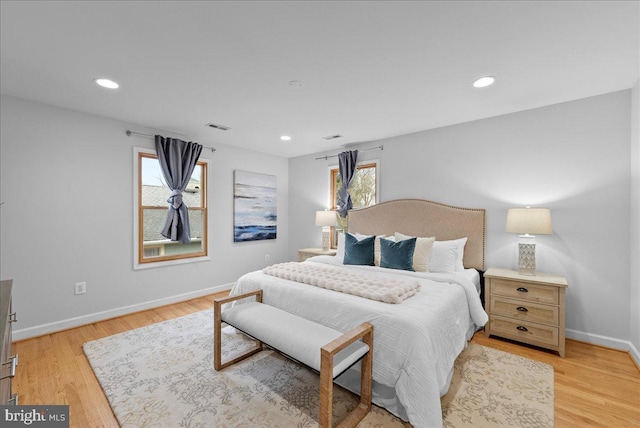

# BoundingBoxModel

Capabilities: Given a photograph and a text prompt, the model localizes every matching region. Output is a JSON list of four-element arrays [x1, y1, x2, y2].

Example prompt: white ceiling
[[1, 1, 638, 158]]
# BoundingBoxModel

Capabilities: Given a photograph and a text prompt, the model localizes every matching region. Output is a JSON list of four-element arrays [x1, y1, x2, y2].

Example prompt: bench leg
[[213, 291, 264, 371], [319, 323, 373, 428], [319, 357, 333, 427]]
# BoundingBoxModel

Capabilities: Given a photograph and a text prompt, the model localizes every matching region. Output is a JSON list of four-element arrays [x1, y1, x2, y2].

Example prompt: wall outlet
[[264, 254, 270, 262], [74, 282, 86, 295]]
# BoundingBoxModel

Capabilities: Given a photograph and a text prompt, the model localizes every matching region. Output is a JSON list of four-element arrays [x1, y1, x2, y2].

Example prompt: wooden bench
[[214, 290, 373, 428]]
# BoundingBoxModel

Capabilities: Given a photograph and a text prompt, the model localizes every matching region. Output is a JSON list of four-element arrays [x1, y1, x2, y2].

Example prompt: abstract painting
[[233, 170, 277, 242]]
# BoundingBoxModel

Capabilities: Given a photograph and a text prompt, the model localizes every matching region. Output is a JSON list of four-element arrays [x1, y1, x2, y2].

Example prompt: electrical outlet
[[264, 254, 270, 262], [74, 282, 86, 295]]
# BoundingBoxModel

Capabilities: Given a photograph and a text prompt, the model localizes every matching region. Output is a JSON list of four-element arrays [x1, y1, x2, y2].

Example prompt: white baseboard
[[13, 283, 234, 341], [566, 328, 640, 367], [631, 343, 640, 368]]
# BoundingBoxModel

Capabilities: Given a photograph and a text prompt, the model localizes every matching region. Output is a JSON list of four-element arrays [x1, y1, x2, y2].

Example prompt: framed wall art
[[233, 170, 277, 242]]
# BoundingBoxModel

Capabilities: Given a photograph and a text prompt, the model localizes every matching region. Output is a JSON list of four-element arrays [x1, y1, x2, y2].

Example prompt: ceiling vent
[[205, 123, 231, 131], [322, 134, 343, 140]]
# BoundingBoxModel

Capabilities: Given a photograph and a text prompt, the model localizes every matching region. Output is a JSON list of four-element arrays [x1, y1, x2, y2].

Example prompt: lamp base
[[322, 230, 331, 252], [518, 243, 536, 275]]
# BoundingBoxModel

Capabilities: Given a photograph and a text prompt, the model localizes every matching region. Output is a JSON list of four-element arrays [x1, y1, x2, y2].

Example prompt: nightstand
[[297, 248, 337, 262], [484, 267, 568, 357]]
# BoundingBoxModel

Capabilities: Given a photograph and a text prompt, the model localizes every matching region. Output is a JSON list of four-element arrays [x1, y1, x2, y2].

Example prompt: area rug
[[83, 309, 554, 427]]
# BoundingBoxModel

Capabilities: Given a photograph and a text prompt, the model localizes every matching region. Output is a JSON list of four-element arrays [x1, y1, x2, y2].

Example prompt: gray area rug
[[83, 309, 554, 427]]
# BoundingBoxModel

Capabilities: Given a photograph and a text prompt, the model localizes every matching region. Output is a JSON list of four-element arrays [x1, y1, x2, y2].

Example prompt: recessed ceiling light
[[94, 78, 119, 89], [280, 135, 292, 141], [205, 122, 231, 131], [473, 76, 495, 88]]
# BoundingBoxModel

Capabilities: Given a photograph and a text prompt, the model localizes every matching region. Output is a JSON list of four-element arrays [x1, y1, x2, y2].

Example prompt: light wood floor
[[12, 293, 640, 428]]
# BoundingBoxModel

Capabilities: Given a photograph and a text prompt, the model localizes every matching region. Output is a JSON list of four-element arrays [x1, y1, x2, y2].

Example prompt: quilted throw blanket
[[262, 262, 420, 303]]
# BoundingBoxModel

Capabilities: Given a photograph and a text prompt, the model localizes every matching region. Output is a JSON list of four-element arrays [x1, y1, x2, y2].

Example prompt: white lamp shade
[[506, 208, 552, 235], [315, 210, 337, 227]]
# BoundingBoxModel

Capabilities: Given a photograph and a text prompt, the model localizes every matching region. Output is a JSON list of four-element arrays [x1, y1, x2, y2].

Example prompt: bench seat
[[221, 301, 369, 378], [213, 290, 373, 428]]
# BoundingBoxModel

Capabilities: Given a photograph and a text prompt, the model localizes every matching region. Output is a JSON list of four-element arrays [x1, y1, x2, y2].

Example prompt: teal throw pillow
[[343, 233, 375, 266], [380, 237, 417, 271]]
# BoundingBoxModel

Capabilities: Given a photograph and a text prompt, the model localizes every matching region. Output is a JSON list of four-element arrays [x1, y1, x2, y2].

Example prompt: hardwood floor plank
[[472, 333, 640, 427], [11, 293, 640, 428]]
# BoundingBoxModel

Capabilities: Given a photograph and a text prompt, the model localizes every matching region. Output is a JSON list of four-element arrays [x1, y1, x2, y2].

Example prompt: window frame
[[133, 147, 210, 269], [328, 160, 380, 247]]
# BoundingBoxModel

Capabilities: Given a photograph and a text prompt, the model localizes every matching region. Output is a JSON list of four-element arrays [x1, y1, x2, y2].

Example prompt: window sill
[[134, 256, 211, 270]]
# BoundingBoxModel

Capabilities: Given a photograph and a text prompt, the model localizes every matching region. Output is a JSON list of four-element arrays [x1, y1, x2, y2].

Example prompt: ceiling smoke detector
[[205, 123, 231, 131]]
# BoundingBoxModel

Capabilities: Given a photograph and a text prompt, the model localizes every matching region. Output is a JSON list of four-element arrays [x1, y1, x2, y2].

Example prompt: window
[[135, 148, 208, 267], [329, 161, 379, 247]]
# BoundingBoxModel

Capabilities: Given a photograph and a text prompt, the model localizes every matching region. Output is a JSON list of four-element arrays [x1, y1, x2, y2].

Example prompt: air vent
[[205, 123, 231, 131], [322, 134, 343, 140]]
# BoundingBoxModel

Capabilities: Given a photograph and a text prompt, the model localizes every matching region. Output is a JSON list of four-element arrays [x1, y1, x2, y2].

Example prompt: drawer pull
[[516, 287, 529, 293], [1, 355, 18, 380], [516, 325, 529, 332], [516, 306, 529, 312]]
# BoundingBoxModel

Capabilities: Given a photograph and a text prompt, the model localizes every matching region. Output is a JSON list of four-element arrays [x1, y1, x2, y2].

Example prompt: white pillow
[[431, 237, 468, 272], [429, 240, 459, 273], [394, 232, 435, 272], [353, 232, 373, 240]]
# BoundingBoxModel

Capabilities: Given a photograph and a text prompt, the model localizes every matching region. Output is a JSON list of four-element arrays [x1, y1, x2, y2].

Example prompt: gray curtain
[[336, 150, 358, 217], [155, 135, 203, 244]]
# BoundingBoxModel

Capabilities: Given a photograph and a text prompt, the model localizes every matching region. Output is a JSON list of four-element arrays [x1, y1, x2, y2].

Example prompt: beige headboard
[[347, 199, 486, 271]]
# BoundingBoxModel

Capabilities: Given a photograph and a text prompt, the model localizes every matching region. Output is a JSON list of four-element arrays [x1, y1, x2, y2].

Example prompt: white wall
[[0, 95, 289, 339], [290, 90, 633, 351], [631, 80, 640, 362]]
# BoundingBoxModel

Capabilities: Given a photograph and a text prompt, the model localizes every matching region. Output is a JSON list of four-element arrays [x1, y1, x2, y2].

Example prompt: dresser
[[1, 279, 18, 404], [484, 268, 568, 357], [297, 248, 337, 262]]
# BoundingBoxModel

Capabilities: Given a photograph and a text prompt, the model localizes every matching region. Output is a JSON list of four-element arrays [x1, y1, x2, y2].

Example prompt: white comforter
[[228, 255, 488, 428]]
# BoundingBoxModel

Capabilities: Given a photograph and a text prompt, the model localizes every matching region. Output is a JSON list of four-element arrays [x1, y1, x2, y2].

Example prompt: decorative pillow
[[337, 232, 373, 261], [344, 233, 376, 266], [429, 240, 461, 273], [394, 232, 435, 272], [432, 237, 468, 271], [374, 235, 387, 266], [380, 237, 416, 271], [352, 232, 386, 266]]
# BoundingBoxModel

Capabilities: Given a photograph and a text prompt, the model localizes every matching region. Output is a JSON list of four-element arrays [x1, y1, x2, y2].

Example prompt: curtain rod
[[315, 145, 383, 161], [126, 130, 216, 153]]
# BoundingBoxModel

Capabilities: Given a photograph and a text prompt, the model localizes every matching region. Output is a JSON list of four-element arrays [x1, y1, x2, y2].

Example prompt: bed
[[227, 199, 488, 428]]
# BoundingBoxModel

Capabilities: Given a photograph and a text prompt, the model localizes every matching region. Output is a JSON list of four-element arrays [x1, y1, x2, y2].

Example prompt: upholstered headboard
[[347, 199, 486, 271]]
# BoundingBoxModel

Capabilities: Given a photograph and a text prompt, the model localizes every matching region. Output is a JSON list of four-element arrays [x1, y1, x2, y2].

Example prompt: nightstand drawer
[[490, 315, 559, 347], [491, 279, 559, 305], [490, 296, 559, 325]]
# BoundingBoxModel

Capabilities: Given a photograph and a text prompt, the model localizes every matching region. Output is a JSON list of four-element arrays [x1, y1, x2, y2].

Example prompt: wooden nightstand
[[297, 248, 337, 262], [484, 268, 568, 357]]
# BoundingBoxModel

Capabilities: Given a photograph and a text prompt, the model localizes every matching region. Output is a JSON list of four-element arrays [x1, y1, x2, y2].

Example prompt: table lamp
[[506, 207, 552, 275], [315, 210, 337, 251]]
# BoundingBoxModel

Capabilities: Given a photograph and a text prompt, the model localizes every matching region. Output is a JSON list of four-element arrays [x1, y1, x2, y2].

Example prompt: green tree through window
[[330, 162, 378, 247]]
